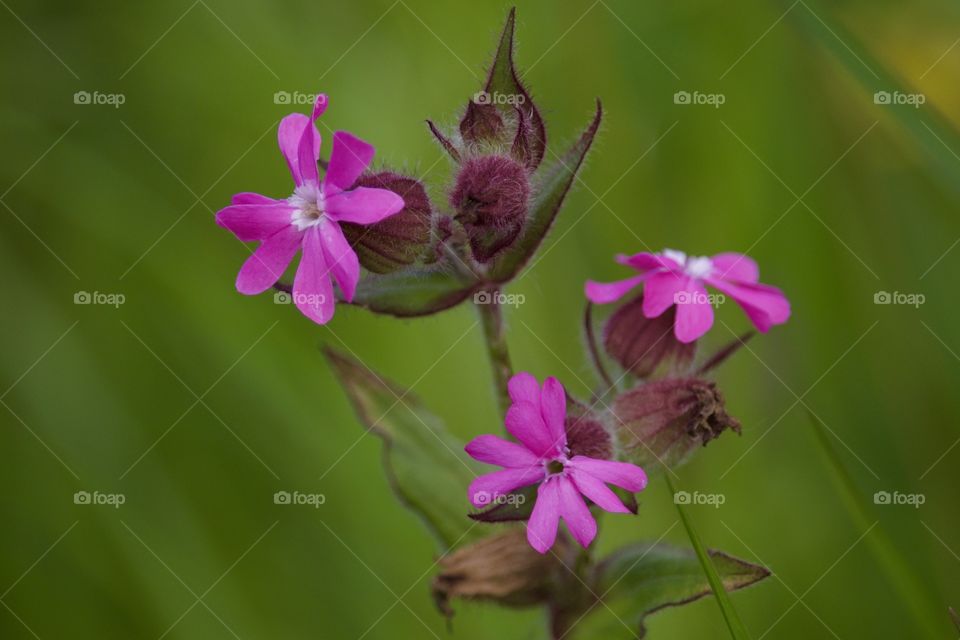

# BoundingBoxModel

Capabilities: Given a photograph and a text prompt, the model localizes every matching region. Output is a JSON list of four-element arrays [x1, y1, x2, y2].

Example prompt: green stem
[[476, 291, 513, 418], [666, 475, 752, 640], [584, 302, 614, 390]]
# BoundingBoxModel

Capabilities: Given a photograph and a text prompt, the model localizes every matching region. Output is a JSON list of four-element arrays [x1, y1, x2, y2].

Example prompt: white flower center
[[288, 183, 326, 231], [663, 248, 713, 279]]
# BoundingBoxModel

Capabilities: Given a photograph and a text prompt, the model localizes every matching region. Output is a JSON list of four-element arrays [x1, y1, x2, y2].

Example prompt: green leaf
[[807, 411, 946, 638], [486, 101, 603, 283], [323, 346, 483, 549], [484, 7, 546, 169], [552, 542, 768, 639], [350, 261, 478, 318], [666, 475, 752, 640], [787, 0, 960, 201]]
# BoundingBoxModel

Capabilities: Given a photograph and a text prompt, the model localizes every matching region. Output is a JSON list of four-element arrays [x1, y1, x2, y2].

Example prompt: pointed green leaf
[[486, 102, 603, 283], [323, 347, 483, 549], [553, 542, 768, 639], [350, 261, 479, 318], [483, 7, 546, 169]]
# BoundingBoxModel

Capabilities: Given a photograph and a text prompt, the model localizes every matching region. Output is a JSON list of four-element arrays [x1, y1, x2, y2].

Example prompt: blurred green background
[[2, 0, 959, 637]]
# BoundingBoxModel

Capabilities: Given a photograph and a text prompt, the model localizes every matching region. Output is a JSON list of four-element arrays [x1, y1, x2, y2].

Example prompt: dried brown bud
[[341, 171, 432, 273], [432, 528, 567, 617], [612, 378, 740, 470], [450, 154, 530, 262], [603, 294, 696, 378]]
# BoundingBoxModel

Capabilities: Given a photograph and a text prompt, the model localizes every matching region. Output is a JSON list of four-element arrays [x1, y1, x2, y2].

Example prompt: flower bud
[[612, 378, 740, 469], [603, 294, 696, 378], [341, 171, 433, 273], [450, 154, 530, 262], [432, 528, 567, 617], [565, 397, 613, 460], [459, 100, 506, 145]]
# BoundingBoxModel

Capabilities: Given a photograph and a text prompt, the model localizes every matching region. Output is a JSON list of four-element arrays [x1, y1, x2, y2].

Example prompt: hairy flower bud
[[565, 397, 613, 460], [341, 171, 432, 273], [603, 294, 696, 378], [460, 100, 506, 145], [450, 154, 530, 262], [432, 528, 567, 617], [612, 378, 740, 469]]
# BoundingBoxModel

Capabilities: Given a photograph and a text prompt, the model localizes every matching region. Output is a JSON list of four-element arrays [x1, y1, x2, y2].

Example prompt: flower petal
[[231, 192, 279, 206], [556, 475, 597, 549], [568, 456, 647, 492], [617, 252, 680, 271], [292, 226, 335, 324], [707, 278, 791, 333], [584, 274, 648, 304], [642, 271, 688, 318], [508, 371, 540, 406], [296, 95, 328, 186], [505, 401, 557, 458], [216, 203, 294, 242], [674, 280, 714, 342], [710, 252, 759, 283], [468, 467, 545, 508], [569, 468, 631, 514], [465, 434, 540, 468], [540, 377, 567, 450], [324, 187, 405, 224], [278, 113, 320, 186], [324, 131, 375, 194], [318, 219, 359, 302], [527, 478, 561, 553], [235, 226, 302, 295]]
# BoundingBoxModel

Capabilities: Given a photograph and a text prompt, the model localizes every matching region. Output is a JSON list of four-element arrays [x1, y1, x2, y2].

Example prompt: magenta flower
[[465, 372, 648, 554], [585, 249, 790, 343], [216, 93, 405, 324]]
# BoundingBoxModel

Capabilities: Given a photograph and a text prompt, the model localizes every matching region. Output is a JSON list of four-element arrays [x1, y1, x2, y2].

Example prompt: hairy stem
[[476, 292, 513, 418]]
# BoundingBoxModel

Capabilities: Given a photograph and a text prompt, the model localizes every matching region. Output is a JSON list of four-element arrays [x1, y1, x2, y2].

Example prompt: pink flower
[[465, 372, 648, 554], [585, 249, 790, 343], [216, 93, 405, 324]]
